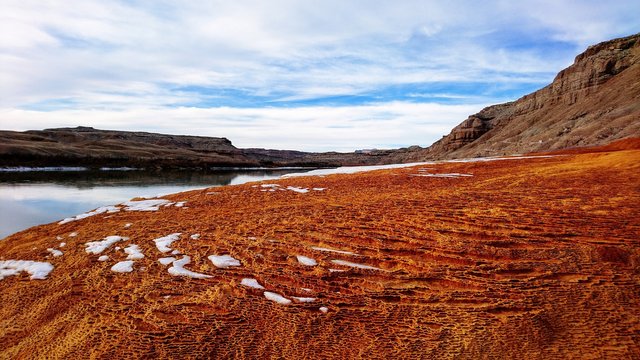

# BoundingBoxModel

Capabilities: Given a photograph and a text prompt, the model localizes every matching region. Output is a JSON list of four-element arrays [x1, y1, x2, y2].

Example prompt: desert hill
[[421, 33, 640, 159]]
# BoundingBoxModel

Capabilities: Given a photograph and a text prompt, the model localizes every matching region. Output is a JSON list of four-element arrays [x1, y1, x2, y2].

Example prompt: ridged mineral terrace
[[0, 139, 639, 358]]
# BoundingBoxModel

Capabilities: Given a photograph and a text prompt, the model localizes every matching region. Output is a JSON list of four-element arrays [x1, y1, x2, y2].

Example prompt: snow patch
[[153, 233, 181, 253], [286, 186, 309, 194], [122, 199, 171, 211], [240, 278, 265, 289], [47, 248, 63, 257], [264, 291, 291, 305], [296, 255, 317, 266], [168, 256, 212, 279], [0, 260, 54, 280], [59, 206, 120, 224], [98, 255, 109, 262], [124, 223, 132, 229], [330, 259, 383, 271], [85, 236, 128, 254], [111, 260, 134, 273], [282, 162, 431, 178], [190, 234, 200, 240], [59, 242, 66, 247], [293, 297, 316, 303], [319, 306, 329, 313], [124, 244, 144, 260], [208, 254, 241, 268], [158, 257, 176, 265]]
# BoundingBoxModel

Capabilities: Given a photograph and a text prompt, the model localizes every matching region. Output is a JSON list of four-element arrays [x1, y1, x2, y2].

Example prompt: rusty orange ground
[[1, 140, 639, 359]]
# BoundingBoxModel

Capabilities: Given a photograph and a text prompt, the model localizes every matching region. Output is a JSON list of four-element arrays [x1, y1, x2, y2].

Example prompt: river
[[0, 168, 311, 239]]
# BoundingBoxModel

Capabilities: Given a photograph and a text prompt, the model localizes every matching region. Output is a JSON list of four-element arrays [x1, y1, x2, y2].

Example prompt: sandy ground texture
[[1, 139, 639, 359]]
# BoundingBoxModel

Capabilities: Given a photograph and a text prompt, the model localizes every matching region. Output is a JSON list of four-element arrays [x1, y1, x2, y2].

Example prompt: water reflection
[[0, 169, 311, 239]]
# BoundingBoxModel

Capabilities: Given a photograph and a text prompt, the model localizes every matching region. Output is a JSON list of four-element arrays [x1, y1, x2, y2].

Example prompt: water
[[0, 169, 311, 239]]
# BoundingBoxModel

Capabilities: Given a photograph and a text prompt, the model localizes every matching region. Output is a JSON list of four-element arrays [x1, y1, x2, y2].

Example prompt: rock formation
[[423, 33, 640, 158]]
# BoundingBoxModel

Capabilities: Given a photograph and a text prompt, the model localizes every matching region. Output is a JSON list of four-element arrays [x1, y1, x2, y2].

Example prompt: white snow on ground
[[167, 256, 212, 279], [59, 242, 66, 247], [124, 223, 132, 229], [208, 254, 241, 268], [98, 255, 109, 261], [124, 244, 144, 260], [330, 259, 383, 271], [175, 201, 186, 207], [69, 232, 78, 237], [111, 260, 134, 273], [296, 255, 317, 266], [47, 248, 63, 257], [282, 156, 560, 179], [319, 306, 329, 313], [85, 236, 128, 254], [0, 260, 54, 280], [411, 173, 473, 178], [153, 233, 181, 253], [59, 205, 120, 224], [190, 234, 200, 240], [122, 199, 171, 211], [282, 162, 431, 178], [240, 278, 265, 289], [292, 297, 316, 303], [158, 257, 176, 265], [286, 186, 309, 193], [312, 247, 358, 256], [312, 188, 326, 191], [257, 183, 316, 194], [264, 291, 292, 305]]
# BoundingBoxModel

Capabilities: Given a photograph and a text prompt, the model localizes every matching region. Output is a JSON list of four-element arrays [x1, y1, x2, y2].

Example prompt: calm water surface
[[0, 169, 311, 239]]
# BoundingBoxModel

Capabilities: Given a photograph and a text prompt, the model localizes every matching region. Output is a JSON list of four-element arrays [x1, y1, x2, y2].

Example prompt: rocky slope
[[421, 33, 640, 159], [1, 140, 639, 358]]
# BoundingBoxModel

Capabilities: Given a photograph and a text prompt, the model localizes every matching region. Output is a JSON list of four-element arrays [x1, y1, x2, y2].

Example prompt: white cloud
[[0, 0, 637, 150]]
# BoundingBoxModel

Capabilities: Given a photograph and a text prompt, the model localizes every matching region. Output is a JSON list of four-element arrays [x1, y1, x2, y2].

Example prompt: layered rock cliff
[[423, 33, 640, 158]]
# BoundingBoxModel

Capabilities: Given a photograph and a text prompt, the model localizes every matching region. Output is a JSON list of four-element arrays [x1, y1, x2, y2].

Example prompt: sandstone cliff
[[423, 33, 640, 158]]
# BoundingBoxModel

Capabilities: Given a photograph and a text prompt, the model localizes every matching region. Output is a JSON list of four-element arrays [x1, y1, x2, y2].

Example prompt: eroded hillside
[[423, 33, 640, 159]]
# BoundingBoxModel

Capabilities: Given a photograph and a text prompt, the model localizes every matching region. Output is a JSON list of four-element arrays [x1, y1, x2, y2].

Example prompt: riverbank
[[1, 140, 639, 358]]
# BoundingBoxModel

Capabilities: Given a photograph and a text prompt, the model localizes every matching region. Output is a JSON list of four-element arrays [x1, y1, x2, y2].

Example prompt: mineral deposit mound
[[1, 139, 639, 359]]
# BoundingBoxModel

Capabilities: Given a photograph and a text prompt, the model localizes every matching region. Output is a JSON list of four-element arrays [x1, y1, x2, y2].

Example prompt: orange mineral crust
[[1, 144, 639, 359]]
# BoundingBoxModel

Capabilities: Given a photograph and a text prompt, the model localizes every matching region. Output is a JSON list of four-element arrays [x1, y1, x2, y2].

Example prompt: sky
[[0, 1, 638, 151]]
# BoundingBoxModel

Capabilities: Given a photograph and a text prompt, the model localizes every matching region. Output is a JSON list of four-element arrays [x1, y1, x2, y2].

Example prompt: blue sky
[[0, 1, 638, 151]]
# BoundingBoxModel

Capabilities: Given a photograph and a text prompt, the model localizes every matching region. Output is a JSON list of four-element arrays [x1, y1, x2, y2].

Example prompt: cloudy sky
[[0, 1, 637, 151]]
